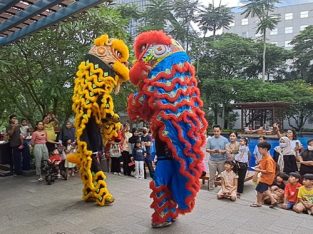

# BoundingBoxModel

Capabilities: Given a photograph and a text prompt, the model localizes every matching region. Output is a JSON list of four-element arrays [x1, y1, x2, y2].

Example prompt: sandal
[[250, 203, 262, 207]]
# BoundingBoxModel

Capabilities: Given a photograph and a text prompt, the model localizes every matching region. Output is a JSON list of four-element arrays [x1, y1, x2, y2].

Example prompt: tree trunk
[[262, 31, 266, 81]]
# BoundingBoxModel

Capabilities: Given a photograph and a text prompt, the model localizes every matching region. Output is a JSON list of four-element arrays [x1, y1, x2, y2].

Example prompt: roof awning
[[0, 0, 110, 46]]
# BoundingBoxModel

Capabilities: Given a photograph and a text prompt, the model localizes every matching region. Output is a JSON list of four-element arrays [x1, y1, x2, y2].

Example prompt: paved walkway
[[0, 174, 312, 234]]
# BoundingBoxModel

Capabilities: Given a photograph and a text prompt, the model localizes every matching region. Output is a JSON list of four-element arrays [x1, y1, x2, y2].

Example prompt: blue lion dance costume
[[127, 31, 208, 228]]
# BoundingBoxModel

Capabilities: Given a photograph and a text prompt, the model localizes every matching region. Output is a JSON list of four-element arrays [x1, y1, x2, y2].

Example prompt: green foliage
[[291, 25, 313, 84], [193, 33, 289, 80], [196, 3, 233, 38], [0, 6, 131, 126]]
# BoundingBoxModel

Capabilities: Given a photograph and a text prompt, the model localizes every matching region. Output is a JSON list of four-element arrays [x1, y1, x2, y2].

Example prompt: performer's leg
[[150, 160, 178, 227], [170, 160, 196, 214]]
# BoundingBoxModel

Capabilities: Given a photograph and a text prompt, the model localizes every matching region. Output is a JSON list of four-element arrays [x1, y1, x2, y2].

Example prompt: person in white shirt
[[253, 136, 266, 164], [235, 137, 250, 196]]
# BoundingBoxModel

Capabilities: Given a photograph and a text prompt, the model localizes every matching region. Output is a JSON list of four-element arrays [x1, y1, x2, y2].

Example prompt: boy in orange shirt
[[250, 142, 277, 208], [281, 172, 301, 210]]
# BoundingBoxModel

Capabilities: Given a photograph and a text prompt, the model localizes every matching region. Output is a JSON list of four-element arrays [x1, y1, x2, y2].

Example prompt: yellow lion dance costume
[[68, 34, 129, 206]]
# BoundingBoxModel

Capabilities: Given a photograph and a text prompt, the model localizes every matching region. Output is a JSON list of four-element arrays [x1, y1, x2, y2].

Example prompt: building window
[[285, 13, 293, 20], [300, 11, 309, 18], [285, 27, 293, 34], [300, 25, 308, 31], [270, 28, 278, 35], [285, 41, 292, 48], [241, 18, 248, 25]]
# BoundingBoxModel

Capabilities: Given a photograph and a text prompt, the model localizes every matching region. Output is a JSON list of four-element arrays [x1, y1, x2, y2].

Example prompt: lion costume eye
[[140, 44, 147, 53], [114, 49, 122, 59], [153, 45, 167, 57]]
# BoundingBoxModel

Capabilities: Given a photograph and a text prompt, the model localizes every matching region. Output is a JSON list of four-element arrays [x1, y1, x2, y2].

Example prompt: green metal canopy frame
[[0, 0, 110, 46]]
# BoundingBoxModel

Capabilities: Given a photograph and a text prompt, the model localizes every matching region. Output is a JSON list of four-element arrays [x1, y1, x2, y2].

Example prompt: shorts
[[255, 182, 269, 193], [286, 201, 295, 209]]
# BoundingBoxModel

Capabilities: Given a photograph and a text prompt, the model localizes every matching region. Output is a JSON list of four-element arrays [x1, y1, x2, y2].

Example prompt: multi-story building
[[224, 2, 313, 48], [115, 0, 149, 36]]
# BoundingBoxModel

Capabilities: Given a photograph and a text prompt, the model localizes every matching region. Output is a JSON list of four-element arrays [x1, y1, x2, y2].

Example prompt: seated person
[[280, 172, 302, 210], [264, 172, 288, 204], [217, 161, 238, 201], [293, 173, 313, 214], [298, 139, 313, 176]]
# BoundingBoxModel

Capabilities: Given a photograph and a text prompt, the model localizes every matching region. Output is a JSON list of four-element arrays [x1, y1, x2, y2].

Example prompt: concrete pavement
[[0, 174, 312, 234]]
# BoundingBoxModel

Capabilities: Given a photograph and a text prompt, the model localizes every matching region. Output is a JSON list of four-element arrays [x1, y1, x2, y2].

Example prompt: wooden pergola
[[0, 0, 110, 45], [233, 102, 290, 130]]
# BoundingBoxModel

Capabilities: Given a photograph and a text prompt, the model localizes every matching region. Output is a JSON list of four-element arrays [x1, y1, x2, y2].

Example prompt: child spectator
[[250, 142, 277, 208], [64, 139, 76, 177], [293, 173, 313, 214], [234, 137, 250, 196], [280, 172, 301, 210], [217, 161, 238, 201], [264, 172, 289, 205], [131, 141, 146, 179], [110, 140, 122, 175]]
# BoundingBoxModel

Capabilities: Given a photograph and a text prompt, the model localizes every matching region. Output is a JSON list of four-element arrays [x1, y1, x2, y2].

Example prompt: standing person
[[6, 115, 23, 175], [31, 121, 49, 181], [273, 123, 302, 153], [225, 132, 239, 161], [217, 161, 238, 201], [131, 141, 145, 179], [64, 139, 76, 177], [58, 121, 75, 146], [43, 114, 58, 153], [253, 136, 266, 164], [234, 137, 250, 196], [121, 123, 132, 176], [250, 142, 277, 208], [298, 139, 313, 176], [273, 137, 298, 174], [206, 125, 229, 190], [293, 173, 313, 214], [110, 139, 122, 175], [142, 127, 155, 179], [20, 119, 32, 171]]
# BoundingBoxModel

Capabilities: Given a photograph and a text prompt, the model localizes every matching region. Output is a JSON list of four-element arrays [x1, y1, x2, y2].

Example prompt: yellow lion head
[[88, 34, 129, 90]]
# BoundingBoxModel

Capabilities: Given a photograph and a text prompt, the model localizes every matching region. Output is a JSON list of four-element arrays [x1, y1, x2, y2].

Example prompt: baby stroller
[[42, 146, 67, 185]]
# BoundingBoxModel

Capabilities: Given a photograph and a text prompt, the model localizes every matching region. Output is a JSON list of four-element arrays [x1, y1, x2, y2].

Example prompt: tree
[[171, 0, 199, 50], [290, 25, 313, 84], [191, 33, 289, 81], [196, 2, 233, 39], [241, 0, 280, 81], [0, 6, 131, 125], [283, 81, 313, 131], [139, 0, 173, 32]]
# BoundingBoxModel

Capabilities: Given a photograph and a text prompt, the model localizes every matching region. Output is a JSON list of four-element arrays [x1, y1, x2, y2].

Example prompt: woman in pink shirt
[[31, 121, 49, 181]]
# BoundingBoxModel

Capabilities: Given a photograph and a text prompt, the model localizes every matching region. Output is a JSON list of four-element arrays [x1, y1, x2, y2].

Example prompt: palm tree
[[196, 2, 233, 40], [242, 0, 280, 81], [140, 0, 173, 31], [171, 0, 199, 50]]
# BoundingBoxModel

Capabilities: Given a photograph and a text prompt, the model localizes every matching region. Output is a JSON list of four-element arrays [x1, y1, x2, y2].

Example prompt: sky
[[198, 0, 313, 8]]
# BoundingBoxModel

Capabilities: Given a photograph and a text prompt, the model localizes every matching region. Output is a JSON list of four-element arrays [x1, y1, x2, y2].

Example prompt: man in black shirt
[[6, 115, 23, 175], [141, 128, 155, 179]]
